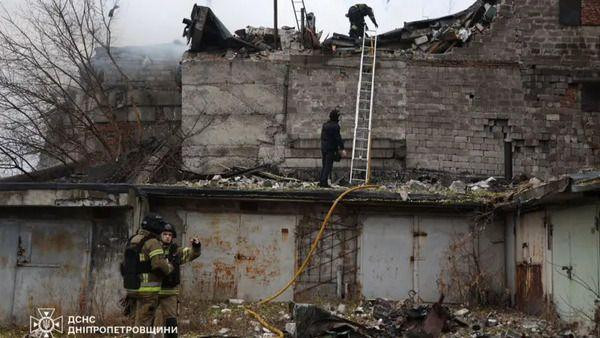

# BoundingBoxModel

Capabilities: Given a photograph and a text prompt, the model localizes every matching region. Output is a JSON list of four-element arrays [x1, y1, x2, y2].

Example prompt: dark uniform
[[121, 214, 173, 338], [319, 109, 345, 187], [158, 223, 201, 338], [346, 4, 378, 39]]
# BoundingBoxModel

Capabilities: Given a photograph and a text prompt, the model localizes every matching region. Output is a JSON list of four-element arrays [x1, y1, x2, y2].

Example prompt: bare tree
[[0, 0, 129, 176], [0, 0, 213, 182]]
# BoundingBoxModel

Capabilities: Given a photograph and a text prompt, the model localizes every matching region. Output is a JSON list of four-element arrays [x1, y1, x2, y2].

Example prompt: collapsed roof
[[182, 0, 500, 56], [324, 0, 499, 53], [182, 5, 259, 52]]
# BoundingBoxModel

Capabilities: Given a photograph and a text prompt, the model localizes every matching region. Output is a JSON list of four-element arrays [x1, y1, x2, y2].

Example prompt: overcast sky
[[2, 0, 475, 45], [0, 0, 475, 46], [108, 0, 475, 46]]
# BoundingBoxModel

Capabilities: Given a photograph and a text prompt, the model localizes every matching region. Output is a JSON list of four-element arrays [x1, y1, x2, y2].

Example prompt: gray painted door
[[0, 221, 19, 325], [360, 216, 413, 300], [551, 204, 600, 324], [11, 219, 92, 325], [418, 216, 470, 303]]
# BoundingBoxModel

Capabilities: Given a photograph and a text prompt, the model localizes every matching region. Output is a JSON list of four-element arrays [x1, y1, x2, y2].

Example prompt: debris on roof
[[183, 0, 499, 57], [323, 0, 500, 55], [172, 165, 509, 205], [183, 5, 320, 57], [182, 5, 259, 52], [497, 169, 600, 209]]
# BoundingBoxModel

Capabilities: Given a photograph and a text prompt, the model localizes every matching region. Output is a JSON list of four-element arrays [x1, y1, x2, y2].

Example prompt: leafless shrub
[[439, 209, 502, 306], [0, 0, 125, 173]]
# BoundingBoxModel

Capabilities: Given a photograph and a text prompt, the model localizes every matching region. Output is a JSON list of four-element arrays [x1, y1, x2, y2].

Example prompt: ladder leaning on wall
[[290, 0, 307, 30], [350, 26, 378, 185]]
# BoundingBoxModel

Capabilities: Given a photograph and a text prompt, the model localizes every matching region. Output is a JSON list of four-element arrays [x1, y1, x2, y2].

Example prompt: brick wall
[[89, 44, 183, 155], [182, 56, 407, 177], [582, 0, 600, 25], [402, 0, 600, 178], [405, 61, 524, 176], [181, 0, 600, 180]]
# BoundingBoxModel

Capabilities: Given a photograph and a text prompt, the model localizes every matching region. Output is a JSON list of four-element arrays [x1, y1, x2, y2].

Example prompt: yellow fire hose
[[244, 185, 379, 337]]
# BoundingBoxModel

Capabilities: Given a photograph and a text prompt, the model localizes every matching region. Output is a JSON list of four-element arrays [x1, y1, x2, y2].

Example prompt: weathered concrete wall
[[182, 56, 407, 178], [87, 43, 184, 154], [405, 61, 524, 176], [407, 0, 600, 178], [182, 0, 600, 179]]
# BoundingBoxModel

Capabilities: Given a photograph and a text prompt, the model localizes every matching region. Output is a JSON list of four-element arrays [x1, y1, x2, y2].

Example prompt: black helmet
[[329, 108, 340, 122], [162, 223, 177, 238], [141, 213, 166, 235]]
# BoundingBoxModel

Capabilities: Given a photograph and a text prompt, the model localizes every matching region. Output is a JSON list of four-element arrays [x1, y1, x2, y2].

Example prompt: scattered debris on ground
[[167, 299, 572, 337]]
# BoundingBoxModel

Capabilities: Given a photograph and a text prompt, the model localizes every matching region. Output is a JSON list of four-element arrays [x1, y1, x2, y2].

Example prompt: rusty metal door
[[0, 221, 19, 325], [10, 220, 92, 325], [182, 212, 296, 301], [360, 216, 413, 300], [551, 204, 600, 324], [182, 213, 240, 300], [515, 211, 546, 315], [236, 215, 296, 301]]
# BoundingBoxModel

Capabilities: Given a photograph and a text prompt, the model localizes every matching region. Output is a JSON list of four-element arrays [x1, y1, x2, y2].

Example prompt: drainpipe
[[301, 7, 305, 47], [336, 265, 343, 299], [273, 0, 279, 50], [504, 135, 513, 181]]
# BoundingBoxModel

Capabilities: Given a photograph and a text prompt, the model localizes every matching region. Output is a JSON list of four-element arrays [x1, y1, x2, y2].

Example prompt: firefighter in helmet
[[346, 3, 378, 39], [158, 223, 201, 337], [121, 213, 173, 337]]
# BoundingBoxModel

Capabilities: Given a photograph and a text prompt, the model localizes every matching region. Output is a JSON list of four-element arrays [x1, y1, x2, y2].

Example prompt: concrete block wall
[[181, 0, 600, 179], [88, 44, 184, 153], [182, 56, 407, 176], [405, 61, 524, 176], [405, 0, 600, 178]]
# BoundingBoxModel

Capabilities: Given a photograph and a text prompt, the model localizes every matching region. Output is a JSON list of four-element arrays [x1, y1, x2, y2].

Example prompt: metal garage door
[[0, 219, 92, 325]]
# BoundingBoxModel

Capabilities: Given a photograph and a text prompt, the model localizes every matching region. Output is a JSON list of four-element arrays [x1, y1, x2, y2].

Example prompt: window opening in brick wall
[[560, 0, 582, 26], [560, 0, 600, 26], [582, 82, 600, 112]]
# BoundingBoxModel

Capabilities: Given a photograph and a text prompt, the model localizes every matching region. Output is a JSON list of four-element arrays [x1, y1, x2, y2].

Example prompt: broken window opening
[[560, 0, 600, 26], [581, 82, 600, 112], [560, 0, 582, 26]]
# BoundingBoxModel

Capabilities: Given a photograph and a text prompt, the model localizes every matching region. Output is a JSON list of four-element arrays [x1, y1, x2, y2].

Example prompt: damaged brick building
[[1, 0, 600, 335], [181, 0, 600, 180]]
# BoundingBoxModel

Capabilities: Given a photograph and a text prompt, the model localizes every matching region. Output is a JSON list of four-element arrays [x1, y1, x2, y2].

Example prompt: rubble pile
[[173, 299, 568, 337], [179, 173, 322, 191], [174, 166, 530, 204], [285, 299, 565, 337], [325, 0, 500, 54], [234, 26, 304, 53], [183, 0, 500, 58]]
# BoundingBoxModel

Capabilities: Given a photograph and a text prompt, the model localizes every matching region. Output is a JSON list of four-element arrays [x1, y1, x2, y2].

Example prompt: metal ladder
[[350, 26, 378, 185], [291, 0, 307, 30]]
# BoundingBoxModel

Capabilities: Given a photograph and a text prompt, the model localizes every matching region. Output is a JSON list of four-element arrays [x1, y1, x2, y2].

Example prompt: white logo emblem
[[30, 308, 63, 338]]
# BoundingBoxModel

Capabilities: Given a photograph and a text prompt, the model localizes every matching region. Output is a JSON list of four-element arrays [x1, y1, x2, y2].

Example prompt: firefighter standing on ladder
[[346, 3, 378, 39]]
